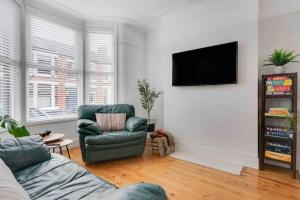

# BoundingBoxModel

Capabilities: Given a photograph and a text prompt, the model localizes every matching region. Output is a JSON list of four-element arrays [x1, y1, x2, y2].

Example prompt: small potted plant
[[263, 49, 299, 74], [0, 115, 30, 138], [137, 79, 162, 132]]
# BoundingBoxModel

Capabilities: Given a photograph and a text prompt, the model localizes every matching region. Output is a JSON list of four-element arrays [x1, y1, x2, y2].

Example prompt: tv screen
[[172, 41, 238, 86]]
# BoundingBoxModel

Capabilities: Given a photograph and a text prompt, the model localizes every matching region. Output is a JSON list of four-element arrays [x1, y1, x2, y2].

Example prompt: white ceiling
[[33, 0, 192, 28], [29, 0, 300, 31]]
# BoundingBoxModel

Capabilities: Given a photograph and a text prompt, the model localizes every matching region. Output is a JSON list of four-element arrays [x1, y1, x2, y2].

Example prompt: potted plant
[[137, 79, 162, 132], [0, 115, 30, 138], [263, 49, 299, 74], [287, 113, 297, 131]]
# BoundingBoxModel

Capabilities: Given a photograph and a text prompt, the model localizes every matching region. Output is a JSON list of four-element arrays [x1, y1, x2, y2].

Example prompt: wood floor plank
[[66, 147, 300, 200]]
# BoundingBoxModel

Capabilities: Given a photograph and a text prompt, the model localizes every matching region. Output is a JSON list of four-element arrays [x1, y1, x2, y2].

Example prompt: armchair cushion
[[0, 136, 51, 172], [85, 131, 146, 145], [77, 119, 102, 135], [126, 117, 148, 132], [78, 104, 135, 121]]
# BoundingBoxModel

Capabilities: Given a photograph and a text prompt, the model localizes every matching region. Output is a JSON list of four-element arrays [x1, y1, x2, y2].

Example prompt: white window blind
[[26, 14, 82, 122], [87, 32, 115, 105], [0, 0, 20, 117]]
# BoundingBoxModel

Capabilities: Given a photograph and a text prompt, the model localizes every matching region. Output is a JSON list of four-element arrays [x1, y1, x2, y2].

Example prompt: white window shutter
[[0, 0, 20, 117], [25, 14, 83, 122], [87, 32, 115, 105]]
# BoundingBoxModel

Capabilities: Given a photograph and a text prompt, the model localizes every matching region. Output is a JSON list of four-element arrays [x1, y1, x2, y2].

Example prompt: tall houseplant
[[0, 115, 30, 138], [264, 49, 299, 74], [137, 79, 162, 132]]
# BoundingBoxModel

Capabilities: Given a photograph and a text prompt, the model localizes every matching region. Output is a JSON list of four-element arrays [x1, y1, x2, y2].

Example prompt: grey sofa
[[0, 136, 167, 200], [77, 104, 148, 164]]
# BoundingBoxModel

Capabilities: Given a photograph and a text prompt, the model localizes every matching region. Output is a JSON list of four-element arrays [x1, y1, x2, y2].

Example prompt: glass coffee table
[[43, 133, 73, 158]]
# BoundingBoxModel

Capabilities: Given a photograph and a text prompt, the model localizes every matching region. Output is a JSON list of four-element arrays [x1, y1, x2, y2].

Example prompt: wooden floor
[[67, 145, 300, 200]]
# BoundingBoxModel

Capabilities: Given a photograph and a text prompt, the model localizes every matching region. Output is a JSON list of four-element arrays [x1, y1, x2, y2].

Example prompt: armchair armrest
[[126, 117, 147, 132], [77, 119, 102, 135]]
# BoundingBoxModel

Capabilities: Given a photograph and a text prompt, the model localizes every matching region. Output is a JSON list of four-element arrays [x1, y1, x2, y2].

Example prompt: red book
[[273, 86, 291, 92]]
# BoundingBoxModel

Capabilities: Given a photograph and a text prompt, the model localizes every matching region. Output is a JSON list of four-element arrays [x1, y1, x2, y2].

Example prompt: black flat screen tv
[[172, 41, 238, 86]]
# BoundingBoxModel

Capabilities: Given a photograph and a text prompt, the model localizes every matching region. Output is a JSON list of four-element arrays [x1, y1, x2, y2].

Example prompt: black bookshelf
[[259, 73, 297, 178]]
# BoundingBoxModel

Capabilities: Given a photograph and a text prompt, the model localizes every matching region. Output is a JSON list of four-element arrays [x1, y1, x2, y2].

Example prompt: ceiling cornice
[[24, 0, 193, 32]]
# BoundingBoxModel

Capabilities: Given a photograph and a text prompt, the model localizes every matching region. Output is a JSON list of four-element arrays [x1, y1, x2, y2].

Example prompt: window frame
[[24, 11, 84, 124]]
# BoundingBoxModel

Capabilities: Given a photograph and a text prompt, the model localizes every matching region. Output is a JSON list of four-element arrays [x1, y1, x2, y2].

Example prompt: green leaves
[[0, 115, 30, 138], [137, 79, 162, 121], [264, 49, 299, 66]]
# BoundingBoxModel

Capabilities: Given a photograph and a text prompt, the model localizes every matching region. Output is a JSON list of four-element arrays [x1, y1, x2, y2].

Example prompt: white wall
[[259, 6, 300, 167], [117, 24, 147, 117], [145, 0, 259, 174]]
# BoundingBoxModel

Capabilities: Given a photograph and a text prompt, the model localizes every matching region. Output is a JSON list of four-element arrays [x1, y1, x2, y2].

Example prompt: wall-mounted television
[[172, 41, 238, 86]]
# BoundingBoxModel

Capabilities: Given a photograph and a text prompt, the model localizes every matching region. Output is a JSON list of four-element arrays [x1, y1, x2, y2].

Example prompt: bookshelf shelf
[[265, 95, 293, 98], [259, 73, 297, 179], [264, 114, 293, 119]]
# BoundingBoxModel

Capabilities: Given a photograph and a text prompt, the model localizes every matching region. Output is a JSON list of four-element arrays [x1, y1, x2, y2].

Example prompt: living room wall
[[145, 0, 259, 174]]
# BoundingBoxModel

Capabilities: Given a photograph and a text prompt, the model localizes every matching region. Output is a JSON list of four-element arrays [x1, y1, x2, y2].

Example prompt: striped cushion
[[0, 159, 31, 200], [96, 113, 126, 131]]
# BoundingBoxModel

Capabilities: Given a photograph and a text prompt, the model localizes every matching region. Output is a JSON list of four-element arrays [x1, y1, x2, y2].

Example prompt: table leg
[[59, 147, 62, 155], [66, 145, 71, 158]]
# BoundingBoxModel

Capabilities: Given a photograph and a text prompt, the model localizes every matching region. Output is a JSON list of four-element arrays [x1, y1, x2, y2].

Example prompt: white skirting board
[[169, 142, 258, 175]]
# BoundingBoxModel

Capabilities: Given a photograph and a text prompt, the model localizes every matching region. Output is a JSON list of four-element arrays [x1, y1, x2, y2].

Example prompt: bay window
[[0, 0, 117, 123]]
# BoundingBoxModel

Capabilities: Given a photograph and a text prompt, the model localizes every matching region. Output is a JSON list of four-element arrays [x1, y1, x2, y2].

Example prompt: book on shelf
[[264, 113, 291, 117], [265, 108, 291, 117], [266, 142, 291, 155], [265, 76, 293, 95], [268, 108, 289, 115], [265, 151, 291, 163], [265, 127, 293, 139]]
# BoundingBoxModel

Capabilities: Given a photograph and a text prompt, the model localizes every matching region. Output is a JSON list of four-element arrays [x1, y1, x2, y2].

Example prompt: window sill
[[26, 117, 78, 126]]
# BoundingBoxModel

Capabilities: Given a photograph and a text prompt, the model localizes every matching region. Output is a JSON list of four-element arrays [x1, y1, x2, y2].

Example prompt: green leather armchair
[[77, 104, 148, 164]]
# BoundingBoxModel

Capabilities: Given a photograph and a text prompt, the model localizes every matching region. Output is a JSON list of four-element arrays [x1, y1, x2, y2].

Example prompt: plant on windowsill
[[0, 115, 30, 138], [137, 79, 162, 132], [263, 49, 299, 74]]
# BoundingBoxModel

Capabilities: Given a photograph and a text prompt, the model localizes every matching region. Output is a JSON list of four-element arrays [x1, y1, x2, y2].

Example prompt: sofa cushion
[[85, 131, 146, 145], [0, 136, 51, 172], [96, 113, 126, 131], [126, 117, 147, 132], [0, 159, 31, 200], [98, 183, 167, 200], [14, 154, 117, 200], [78, 104, 135, 121]]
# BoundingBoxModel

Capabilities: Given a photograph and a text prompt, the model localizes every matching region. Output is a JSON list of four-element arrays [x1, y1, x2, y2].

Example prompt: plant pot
[[273, 66, 286, 74], [147, 122, 156, 132]]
